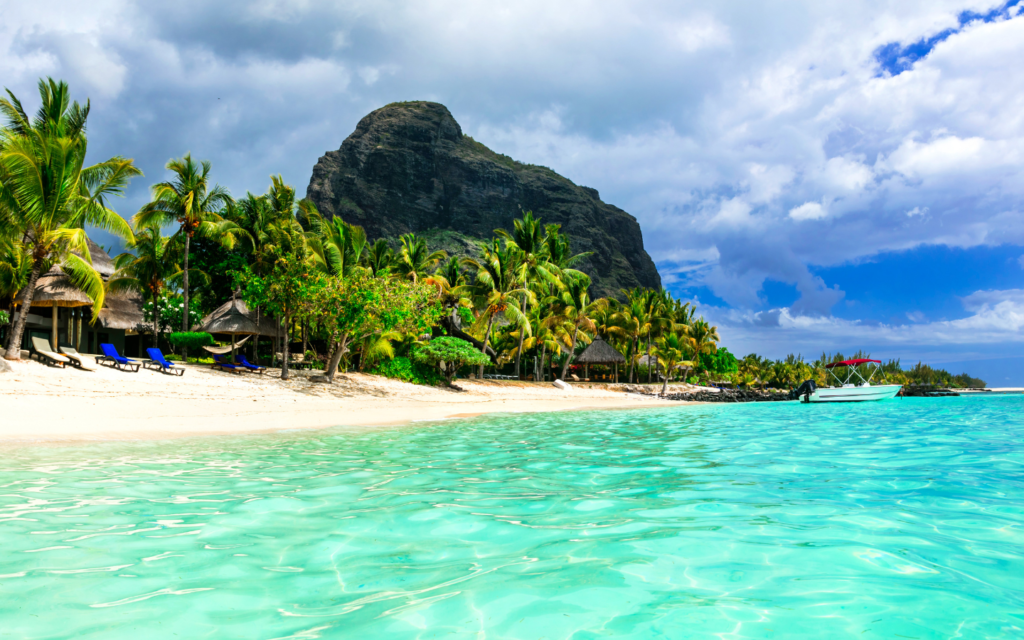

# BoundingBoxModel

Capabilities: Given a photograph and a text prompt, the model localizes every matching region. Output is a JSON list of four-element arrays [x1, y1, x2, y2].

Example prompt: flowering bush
[[142, 292, 204, 332]]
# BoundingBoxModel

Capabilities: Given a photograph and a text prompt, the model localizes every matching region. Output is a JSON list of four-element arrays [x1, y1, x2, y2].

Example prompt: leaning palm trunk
[[661, 368, 671, 396], [539, 343, 547, 382], [627, 337, 637, 383], [4, 260, 43, 360], [513, 298, 527, 379], [478, 314, 496, 379], [281, 312, 291, 380], [645, 337, 652, 384], [559, 325, 580, 381]]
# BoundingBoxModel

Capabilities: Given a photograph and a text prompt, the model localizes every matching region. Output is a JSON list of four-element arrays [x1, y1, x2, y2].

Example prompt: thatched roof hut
[[575, 335, 626, 364], [196, 297, 278, 337], [20, 267, 94, 308], [97, 290, 146, 331]]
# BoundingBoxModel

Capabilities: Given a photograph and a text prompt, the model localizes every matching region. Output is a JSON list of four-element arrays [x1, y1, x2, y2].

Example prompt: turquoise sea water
[[1, 396, 1022, 639]]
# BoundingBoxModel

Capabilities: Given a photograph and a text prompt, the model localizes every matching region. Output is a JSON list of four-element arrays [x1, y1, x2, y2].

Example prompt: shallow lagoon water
[[1, 396, 1022, 639]]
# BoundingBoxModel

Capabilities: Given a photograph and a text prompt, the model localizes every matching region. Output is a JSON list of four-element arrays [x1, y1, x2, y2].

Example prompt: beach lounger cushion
[[145, 348, 185, 376], [212, 354, 242, 374], [31, 337, 69, 368], [237, 355, 266, 374], [97, 343, 141, 372], [59, 347, 97, 371]]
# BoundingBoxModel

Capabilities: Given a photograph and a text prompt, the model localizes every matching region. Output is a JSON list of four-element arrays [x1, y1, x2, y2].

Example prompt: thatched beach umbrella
[[14, 267, 93, 351], [196, 296, 263, 360], [575, 335, 627, 382]]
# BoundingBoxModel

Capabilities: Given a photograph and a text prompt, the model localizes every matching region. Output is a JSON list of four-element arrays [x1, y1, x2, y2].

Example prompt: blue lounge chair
[[97, 343, 140, 372], [212, 354, 242, 374], [236, 354, 266, 374], [144, 348, 185, 376]]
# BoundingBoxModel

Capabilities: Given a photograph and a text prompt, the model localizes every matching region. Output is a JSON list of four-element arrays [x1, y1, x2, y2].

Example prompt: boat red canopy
[[825, 359, 882, 369]]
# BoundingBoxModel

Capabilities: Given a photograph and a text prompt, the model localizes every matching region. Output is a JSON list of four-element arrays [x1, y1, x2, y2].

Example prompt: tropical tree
[[545, 272, 605, 381], [312, 215, 367, 278], [364, 239, 395, 276], [464, 239, 531, 378], [108, 226, 179, 347], [654, 331, 694, 396], [413, 336, 491, 387], [686, 318, 721, 378], [1, 78, 141, 359], [396, 233, 446, 283], [0, 236, 30, 314], [498, 211, 558, 378], [133, 154, 236, 331]]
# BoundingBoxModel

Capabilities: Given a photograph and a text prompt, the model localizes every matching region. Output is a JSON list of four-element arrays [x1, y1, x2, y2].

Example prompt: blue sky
[[3, 1, 1023, 384]]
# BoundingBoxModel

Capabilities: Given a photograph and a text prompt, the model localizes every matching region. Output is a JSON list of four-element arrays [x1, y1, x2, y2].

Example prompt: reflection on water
[[1, 397, 1023, 638]]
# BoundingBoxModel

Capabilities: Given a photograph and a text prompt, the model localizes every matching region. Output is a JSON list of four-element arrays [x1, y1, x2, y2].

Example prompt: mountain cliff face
[[306, 101, 661, 298]]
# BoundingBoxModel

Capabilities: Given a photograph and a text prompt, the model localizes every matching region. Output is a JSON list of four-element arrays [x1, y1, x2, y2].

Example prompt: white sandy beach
[[0, 357, 681, 442]]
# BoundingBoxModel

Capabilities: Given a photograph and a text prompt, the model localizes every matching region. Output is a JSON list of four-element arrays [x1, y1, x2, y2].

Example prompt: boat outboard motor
[[793, 379, 817, 402]]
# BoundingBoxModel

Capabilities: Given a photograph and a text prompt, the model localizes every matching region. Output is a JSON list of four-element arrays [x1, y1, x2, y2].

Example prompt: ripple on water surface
[[1, 396, 1023, 638]]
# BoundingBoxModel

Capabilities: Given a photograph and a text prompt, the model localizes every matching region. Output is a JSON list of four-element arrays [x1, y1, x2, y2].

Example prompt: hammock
[[202, 335, 252, 355]]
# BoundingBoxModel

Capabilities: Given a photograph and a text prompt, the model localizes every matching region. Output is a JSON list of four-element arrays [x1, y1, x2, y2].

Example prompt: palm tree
[[686, 318, 720, 379], [364, 239, 395, 276], [544, 223, 592, 271], [397, 233, 446, 283], [545, 272, 605, 381], [133, 154, 235, 331], [498, 211, 557, 378], [1, 78, 141, 359], [312, 216, 367, 278], [0, 236, 30, 315], [464, 239, 531, 377], [108, 226, 179, 348], [654, 332, 694, 396]]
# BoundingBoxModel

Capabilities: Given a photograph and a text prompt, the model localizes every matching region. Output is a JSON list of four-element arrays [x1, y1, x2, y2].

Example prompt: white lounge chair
[[31, 337, 70, 368], [60, 346, 98, 371]]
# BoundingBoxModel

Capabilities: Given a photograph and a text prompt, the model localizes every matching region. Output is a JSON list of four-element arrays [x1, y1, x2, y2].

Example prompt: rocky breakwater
[[306, 101, 662, 299], [623, 385, 792, 403]]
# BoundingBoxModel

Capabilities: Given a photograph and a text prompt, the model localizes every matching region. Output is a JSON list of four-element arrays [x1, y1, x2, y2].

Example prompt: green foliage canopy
[[413, 336, 491, 386]]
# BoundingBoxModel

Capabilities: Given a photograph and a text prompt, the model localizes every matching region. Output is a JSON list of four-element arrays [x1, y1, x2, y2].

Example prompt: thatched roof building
[[195, 297, 279, 337], [575, 335, 626, 364]]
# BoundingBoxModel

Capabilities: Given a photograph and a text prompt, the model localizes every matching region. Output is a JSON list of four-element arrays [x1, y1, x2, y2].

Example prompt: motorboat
[[796, 359, 902, 403]]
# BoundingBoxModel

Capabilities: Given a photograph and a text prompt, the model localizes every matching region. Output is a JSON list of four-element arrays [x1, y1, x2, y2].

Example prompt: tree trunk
[[75, 309, 82, 350], [478, 314, 495, 379], [540, 343, 547, 382], [645, 336, 652, 383], [513, 298, 527, 379], [182, 233, 191, 332], [5, 259, 43, 360], [627, 337, 637, 383], [661, 368, 670, 396], [302, 321, 307, 358], [281, 312, 291, 380], [152, 290, 160, 348], [50, 305, 58, 351], [325, 334, 349, 383], [560, 325, 580, 381]]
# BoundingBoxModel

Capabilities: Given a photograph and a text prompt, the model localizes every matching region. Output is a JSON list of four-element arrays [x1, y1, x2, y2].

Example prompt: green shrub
[[369, 356, 444, 386], [168, 332, 215, 352], [0, 309, 9, 326], [412, 336, 491, 386]]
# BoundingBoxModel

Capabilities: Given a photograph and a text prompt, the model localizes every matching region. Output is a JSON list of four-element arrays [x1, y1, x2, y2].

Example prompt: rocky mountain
[[305, 101, 661, 298]]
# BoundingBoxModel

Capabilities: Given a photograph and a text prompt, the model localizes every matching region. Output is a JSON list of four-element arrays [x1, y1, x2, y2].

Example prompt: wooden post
[[75, 309, 82, 350], [51, 306, 59, 351], [615, 363, 618, 383]]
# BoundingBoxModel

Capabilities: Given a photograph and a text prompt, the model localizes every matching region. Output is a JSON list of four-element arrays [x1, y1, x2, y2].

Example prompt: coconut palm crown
[[1, 78, 140, 359]]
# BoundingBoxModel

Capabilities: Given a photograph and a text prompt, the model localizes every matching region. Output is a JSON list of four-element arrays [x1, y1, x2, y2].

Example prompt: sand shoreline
[[0, 357, 684, 444]]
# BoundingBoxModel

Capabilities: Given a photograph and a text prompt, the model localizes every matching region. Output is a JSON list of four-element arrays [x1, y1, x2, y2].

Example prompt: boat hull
[[805, 385, 902, 403]]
